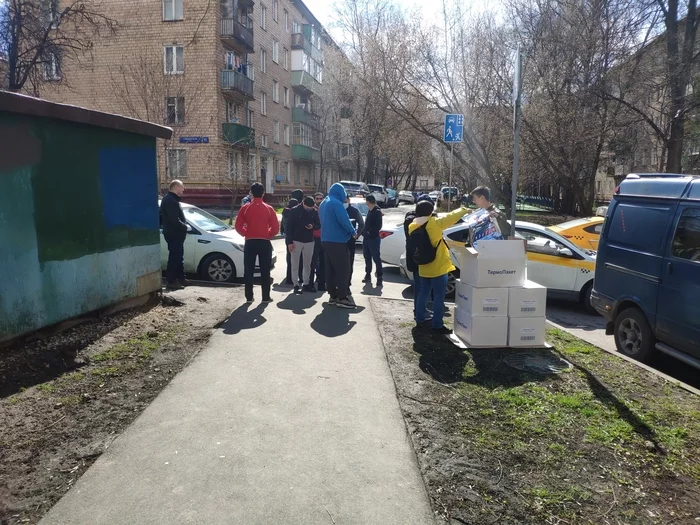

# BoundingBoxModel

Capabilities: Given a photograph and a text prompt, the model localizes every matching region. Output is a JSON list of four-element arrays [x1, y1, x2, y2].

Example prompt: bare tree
[[1, 0, 116, 94]]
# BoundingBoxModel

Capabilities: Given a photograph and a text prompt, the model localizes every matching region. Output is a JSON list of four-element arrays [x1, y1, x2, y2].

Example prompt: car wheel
[[201, 253, 236, 283], [446, 270, 459, 299], [581, 281, 598, 315], [613, 307, 656, 362]]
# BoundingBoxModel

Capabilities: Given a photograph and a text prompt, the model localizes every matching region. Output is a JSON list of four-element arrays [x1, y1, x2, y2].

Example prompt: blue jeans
[[363, 236, 383, 277], [416, 273, 448, 329]]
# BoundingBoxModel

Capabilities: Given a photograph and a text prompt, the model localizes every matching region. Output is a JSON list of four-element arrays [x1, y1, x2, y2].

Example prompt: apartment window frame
[[260, 48, 267, 73], [283, 86, 290, 107], [260, 4, 267, 30], [292, 20, 301, 33], [261, 135, 268, 148], [43, 52, 61, 81], [166, 96, 185, 125], [283, 47, 289, 70], [227, 101, 240, 123], [272, 80, 279, 103], [43, 0, 59, 28], [272, 0, 278, 22], [164, 45, 184, 74], [284, 9, 289, 31], [272, 40, 279, 64], [260, 92, 267, 115], [167, 149, 188, 179], [273, 120, 280, 143], [247, 107, 254, 128], [228, 151, 242, 180], [248, 153, 258, 181], [283, 123, 290, 146], [163, 0, 183, 21]]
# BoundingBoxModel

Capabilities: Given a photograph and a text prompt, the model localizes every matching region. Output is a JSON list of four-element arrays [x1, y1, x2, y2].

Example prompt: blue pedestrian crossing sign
[[444, 114, 464, 143]]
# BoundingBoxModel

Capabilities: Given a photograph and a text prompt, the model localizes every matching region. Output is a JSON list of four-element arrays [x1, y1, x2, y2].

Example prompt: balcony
[[291, 31, 323, 64], [220, 18, 254, 53], [292, 107, 319, 129], [292, 144, 320, 163], [291, 70, 321, 96], [222, 122, 255, 146], [221, 69, 254, 101]]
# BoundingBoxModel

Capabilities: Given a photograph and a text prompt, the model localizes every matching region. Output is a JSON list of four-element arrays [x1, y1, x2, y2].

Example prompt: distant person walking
[[408, 200, 468, 334], [319, 183, 357, 309], [470, 185, 511, 238], [160, 180, 188, 291], [235, 183, 280, 304], [362, 194, 384, 287], [287, 197, 321, 293], [345, 196, 365, 299], [311, 192, 326, 291]]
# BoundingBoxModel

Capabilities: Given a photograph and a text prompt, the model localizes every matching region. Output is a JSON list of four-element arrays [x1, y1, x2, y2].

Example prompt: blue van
[[592, 174, 700, 369]]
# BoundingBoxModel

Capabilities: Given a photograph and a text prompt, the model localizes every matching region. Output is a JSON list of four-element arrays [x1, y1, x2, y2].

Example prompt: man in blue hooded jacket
[[319, 183, 357, 309]]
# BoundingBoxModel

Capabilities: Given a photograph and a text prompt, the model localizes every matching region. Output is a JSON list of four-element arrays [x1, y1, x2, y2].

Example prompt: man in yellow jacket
[[408, 200, 468, 334]]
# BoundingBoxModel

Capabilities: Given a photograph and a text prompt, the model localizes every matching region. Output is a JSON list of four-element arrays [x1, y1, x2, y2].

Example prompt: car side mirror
[[186, 224, 194, 234], [559, 247, 573, 257]]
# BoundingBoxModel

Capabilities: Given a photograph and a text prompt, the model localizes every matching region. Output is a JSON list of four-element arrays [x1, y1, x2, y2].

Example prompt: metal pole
[[510, 46, 523, 234], [447, 143, 454, 212]]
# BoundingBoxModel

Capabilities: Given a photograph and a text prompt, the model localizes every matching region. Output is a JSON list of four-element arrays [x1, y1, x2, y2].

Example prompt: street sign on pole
[[443, 114, 464, 143], [444, 114, 464, 212]]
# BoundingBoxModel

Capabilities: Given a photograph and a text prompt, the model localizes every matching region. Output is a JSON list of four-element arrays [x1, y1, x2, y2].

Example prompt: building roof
[[0, 91, 172, 139]]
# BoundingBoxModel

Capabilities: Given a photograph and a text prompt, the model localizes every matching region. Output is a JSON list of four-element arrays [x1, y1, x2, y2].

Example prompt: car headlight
[[231, 242, 245, 252]]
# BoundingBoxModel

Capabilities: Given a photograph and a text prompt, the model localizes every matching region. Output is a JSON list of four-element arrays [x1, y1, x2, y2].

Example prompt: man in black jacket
[[286, 197, 321, 293], [281, 198, 300, 285], [160, 180, 188, 290], [345, 197, 365, 300], [362, 195, 384, 286]]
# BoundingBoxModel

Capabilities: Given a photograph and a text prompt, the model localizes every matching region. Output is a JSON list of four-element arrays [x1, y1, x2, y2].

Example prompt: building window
[[167, 149, 187, 178], [292, 20, 300, 33], [273, 120, 280, 143], [260, 48, 267, 73], [43, 52, 61, 81], [166, 96, 185, 125], [272, 40, 279, 63], [163, 0, 183, 21], [274, 160, 281, 181], [283, 48, 289, 70], [228, 151, 241, 179], [260, 4, 267, 30], [284, 9, 289, 31], [247, 107, 254, 128], [272, 0, 278, 22], [42, 0, 59, 28], [227, 101, 240, 123], [284, 161, 290, 182], [260, 92, 267, 115], [284, 124, 290, 145], [248, 153, 257, 181], [292, 122, 315, 147], [272, 80, 279, 103], [283, 86, 289, 107], [261, 135, 268, 148], [164, 45, 184, 74]]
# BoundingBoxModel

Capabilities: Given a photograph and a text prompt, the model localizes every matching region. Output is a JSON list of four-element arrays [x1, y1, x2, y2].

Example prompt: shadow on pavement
[[310, 303, 365, 338], [360, 283, 383, 296], [221, 302, 269, 335], [275, 293, 319, 315]]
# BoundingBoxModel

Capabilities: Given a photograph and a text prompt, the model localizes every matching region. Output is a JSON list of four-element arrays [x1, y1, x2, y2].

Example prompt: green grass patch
[[92, 331, 174, 363]]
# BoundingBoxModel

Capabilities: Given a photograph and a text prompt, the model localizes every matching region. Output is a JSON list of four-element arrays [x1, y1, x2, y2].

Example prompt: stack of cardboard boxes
[[453, 240, 548, 348]]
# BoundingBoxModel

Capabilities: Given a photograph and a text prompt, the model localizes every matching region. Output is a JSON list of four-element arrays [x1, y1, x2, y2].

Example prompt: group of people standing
[[281, 183, 384, 309]]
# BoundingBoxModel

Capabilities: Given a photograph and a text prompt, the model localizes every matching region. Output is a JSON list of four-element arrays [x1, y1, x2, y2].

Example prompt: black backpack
[[406, 221, 441, 269]]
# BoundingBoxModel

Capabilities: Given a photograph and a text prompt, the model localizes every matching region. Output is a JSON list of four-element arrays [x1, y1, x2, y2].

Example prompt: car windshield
[[368, 185, 383, 192], [184, 207, 230, 232], [341, 182, 362, 190]]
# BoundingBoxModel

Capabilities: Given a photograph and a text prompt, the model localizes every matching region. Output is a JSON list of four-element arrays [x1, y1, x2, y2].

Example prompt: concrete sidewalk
[[39, 289, 435, 524]]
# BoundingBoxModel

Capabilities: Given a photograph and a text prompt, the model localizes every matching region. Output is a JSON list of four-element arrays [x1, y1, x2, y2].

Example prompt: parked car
[[339, 180, 371, 198], [428, 191, 442, 204], [398, 191, 415, 204], [592, 174, 700, 369], [441, 186, 460, 202], [368, 184, 389, 207], [549, 217, 605, 251], [158, 201, 276, 282], [386, 189, 398, 207], [399, 219, 597, 308]]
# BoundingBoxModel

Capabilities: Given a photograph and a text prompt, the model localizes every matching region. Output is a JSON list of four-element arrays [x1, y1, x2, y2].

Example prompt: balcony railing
[[220, 18, 254, 52], [292, 106, 319, 128], [291, 32, 323, 64], [221, 69, 254, 100], [292, 144, 321, 163], [223, 122, 255, 146], [291, 70, 321, 96]]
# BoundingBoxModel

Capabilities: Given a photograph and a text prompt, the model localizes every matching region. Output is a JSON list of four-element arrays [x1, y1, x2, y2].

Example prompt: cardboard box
[[508, 280, 547, 318], [457, 240, 527, 288], [455, 280, 509, 317], [454, 306, 508, 348], [508, 316, 547, 347]]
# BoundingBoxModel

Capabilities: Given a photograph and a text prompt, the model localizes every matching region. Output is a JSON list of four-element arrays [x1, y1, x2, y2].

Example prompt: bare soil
[[372, 298, 700, 525], [0, 285, 242, 525]]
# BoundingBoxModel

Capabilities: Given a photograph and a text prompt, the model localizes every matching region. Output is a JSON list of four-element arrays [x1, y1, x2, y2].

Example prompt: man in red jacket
[[235, 183, 280, 303]]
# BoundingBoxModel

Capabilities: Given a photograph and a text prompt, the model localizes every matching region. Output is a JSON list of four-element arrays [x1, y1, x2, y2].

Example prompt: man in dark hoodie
[[319, 183, 357, 309], [281, 198, 300, 285], [345, 196, 365, 300], [160, 180, 188, 290], [287, 197, 321, 293]]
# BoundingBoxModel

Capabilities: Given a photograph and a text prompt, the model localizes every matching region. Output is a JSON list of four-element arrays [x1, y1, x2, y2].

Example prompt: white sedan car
[[398, 191, 415, 204], [159, 202, 276, 282], [399, 221, 597, 312]]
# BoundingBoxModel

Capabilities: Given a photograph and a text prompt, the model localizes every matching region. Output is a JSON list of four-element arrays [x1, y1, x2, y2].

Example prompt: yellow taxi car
[[549, 217, 604, 251]]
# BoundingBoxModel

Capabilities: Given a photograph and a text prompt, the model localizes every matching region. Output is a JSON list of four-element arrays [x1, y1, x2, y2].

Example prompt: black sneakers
[[336, 298, 356, 309], [303, 284, 317, 293], [362, 274, 372, 283], [432, 326, 453, 335], [293, 285, 302, 294]]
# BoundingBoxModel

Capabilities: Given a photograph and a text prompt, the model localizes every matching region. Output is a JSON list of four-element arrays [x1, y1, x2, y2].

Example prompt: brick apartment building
[[39, 0, 353, 206]]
